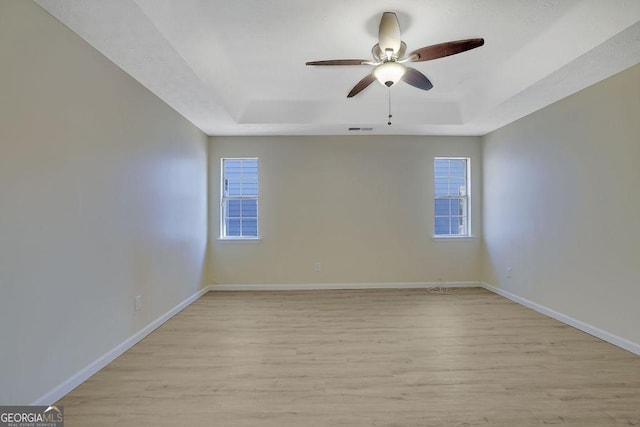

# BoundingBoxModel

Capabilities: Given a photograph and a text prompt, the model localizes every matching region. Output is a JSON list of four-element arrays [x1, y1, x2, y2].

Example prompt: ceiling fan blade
[[378, 12, 401, 54], [347, 73, 376, 98], [306, 59, 368, 66], [402, 67, 433, 91], [408, 38, 484, 62]]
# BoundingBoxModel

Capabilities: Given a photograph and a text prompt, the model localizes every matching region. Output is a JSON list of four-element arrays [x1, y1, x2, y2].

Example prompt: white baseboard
[[480, 282, 640, 356], [32, 286, 212, 405], [210, 281, 480, 291]]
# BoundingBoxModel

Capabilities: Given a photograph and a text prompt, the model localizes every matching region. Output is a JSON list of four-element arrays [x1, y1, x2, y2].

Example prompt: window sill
[[218, 237, 261, 242], [432, 235, 476, 241]]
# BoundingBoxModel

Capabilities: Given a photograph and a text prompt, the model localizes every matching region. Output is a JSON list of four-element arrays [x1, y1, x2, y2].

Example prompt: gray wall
[[482, 64, 640, 345], [0, 1, 208, 404], [209, 135, 482, 285]]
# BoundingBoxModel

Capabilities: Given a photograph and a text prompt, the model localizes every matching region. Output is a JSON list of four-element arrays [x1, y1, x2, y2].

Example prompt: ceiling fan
[[306, 12, 485, 98]]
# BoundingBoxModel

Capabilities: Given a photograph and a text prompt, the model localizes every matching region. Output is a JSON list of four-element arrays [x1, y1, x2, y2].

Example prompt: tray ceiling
[[36, 0, 640, 136]]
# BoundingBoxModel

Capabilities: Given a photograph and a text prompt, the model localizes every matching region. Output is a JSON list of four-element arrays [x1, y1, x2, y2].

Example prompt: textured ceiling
[[35, 0, 640, 136]]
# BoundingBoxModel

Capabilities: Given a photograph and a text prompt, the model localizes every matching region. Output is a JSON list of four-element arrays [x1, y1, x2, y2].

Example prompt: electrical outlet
[[505, 267, 512, 278], [313, 262, 321, 272], [135, 295, 142, 311]]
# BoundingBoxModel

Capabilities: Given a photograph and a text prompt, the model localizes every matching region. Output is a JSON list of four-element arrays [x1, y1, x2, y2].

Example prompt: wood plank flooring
[[57, 288, 640, 426]]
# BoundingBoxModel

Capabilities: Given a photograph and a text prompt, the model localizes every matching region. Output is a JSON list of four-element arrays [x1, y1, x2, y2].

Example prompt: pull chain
[[387, 88, 392, 126]]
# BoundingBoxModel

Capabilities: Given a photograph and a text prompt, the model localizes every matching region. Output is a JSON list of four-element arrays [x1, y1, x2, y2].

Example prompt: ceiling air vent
[[348, 127, 373, 131]]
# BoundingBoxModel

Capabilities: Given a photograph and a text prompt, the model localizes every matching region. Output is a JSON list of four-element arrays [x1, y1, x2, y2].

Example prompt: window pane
[[450, 177, 465, 195], [226, 219, 241, 236], [242, 159, 258, 171], [449, 160, 466, 176], [434, 199, 449, 216], [227, 180, 242, 196], [434, 159, 449, 173], [242, 219, 258, 237], [450, 199, 460, 215], [434, 182, 449, 196], [242, 161, 258, 183], [227, 200, 241, 217], [223, 159, 258, 197], [224, 159, 241, 171], [243, 180, 259, 196], [434, 217, 450, 235], [241, 199, 257, 217], [449, 217, 461, 235], [224, 168, 241, 178]]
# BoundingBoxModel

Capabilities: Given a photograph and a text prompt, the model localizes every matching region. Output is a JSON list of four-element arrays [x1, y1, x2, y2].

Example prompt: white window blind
[[434, 157, 470, 237], [221, 158, 258, 239]]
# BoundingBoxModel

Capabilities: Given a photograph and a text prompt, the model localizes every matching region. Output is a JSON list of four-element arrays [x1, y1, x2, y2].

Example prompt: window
[[221, 158, 259, 239], [434, 157, 470, 237]]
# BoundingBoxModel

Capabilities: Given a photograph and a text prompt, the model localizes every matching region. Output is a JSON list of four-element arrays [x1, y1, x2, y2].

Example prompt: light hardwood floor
[[57, 288, 640, 426]]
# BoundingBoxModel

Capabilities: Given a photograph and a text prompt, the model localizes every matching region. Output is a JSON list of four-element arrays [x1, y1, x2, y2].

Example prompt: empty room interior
[[1, 1, 640, 425]]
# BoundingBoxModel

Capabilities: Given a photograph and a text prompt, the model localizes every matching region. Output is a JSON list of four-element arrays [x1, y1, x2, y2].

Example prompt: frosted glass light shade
[[374, 62, 406, 87]]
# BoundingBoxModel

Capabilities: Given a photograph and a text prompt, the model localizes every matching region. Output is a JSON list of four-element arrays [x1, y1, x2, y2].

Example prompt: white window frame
[[433, 157, 471, 238], [220, 157, 259, 240]]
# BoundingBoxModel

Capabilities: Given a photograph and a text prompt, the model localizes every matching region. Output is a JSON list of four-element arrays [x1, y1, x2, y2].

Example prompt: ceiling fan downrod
[[388, 88, 392, 126]]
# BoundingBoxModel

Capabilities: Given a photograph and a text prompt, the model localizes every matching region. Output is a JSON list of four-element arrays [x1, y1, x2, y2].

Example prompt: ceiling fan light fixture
[[374, 61, 406, 87]]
